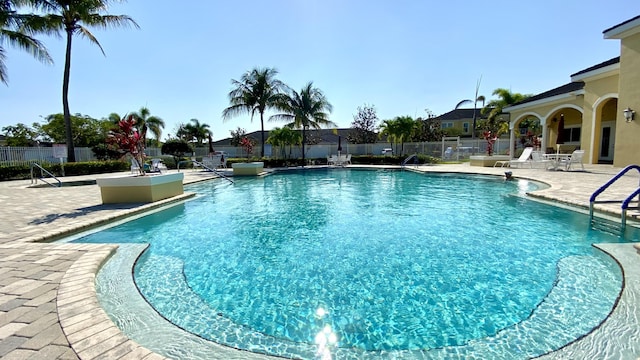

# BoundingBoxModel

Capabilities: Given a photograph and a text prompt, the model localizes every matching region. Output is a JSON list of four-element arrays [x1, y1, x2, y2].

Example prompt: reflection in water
[[315, 307, 337, 360]]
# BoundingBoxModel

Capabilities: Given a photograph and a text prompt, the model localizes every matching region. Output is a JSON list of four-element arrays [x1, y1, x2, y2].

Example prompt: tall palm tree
[[394, 116, 416, 155], [24, 0, 138, 161], [131, 106, 165, 144], [222, 67, 287, 157], [270, 82, 335, 164], [0, 0, 53, 84]]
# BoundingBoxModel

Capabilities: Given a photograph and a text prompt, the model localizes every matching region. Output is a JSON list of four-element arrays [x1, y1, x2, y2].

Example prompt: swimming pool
[[74, 169, 630, 359]]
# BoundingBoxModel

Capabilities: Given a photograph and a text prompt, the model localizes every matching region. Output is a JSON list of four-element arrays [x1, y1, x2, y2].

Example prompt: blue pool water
[[75, 169, 629, 359]]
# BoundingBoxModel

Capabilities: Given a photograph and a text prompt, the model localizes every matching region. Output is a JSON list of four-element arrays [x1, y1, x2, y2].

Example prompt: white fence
[[0, 139, 512, 166]]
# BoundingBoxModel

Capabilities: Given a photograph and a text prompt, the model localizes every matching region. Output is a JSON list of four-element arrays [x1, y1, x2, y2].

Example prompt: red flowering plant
[[106, 114, 147, 175], [483, 130, 498, 156], [239, 136, 256, 162]]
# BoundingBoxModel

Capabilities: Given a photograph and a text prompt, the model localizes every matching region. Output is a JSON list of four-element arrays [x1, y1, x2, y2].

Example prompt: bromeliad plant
[[106, 114, 147, 175]]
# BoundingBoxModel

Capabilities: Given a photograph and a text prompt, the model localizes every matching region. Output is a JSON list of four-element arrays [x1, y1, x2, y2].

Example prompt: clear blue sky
[[1, 1, 637, 141]]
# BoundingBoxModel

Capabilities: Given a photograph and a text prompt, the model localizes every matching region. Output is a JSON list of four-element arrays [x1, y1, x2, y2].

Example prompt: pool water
[[75, 169, 629, 359]]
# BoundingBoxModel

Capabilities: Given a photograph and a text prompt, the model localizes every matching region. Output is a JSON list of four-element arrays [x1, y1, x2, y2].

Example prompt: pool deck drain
[[0, 164, 638, 359]]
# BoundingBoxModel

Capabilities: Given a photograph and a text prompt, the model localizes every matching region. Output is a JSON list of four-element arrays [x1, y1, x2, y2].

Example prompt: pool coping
[[4, 165, 638, 359]]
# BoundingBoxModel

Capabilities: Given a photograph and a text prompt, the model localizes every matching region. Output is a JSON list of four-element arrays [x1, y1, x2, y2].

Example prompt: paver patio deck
[[0, 164, 638, 359]]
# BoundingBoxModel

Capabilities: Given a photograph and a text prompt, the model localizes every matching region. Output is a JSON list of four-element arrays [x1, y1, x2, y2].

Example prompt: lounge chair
[[344, 154, 352, 165], [327, 155, 338, 165], [493, 147, 533, 168], [558, 150, 585, 171]]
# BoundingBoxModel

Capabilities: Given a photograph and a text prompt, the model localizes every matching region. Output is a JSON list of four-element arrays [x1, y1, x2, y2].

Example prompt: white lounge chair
[[558, 150, 585, 171], [344, 154, 352, 165], [327, 155, 338, 165], [493, 147, 533, 168], [508, 147, 534, 168]]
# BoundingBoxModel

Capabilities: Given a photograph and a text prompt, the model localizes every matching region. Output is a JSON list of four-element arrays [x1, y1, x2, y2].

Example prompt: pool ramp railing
[[178, 159, 234, 184], [30, 162, 61, 187], [589, 164, 640, 231], [401, 154, 419, 168]]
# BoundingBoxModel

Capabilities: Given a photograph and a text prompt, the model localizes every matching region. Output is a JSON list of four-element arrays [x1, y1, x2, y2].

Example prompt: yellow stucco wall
[[615, 32, 640, 167], [580, 73, 619, 163]]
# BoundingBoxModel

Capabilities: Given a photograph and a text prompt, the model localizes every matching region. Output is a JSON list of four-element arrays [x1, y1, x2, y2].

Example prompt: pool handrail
[[30, 162, 61, 187], [589, 164, 640, 230], [178, 159, 234, 184]]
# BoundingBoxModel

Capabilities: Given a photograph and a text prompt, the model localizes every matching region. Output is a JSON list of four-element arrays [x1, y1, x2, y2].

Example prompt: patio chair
[[531, 151, 554, 169], [558, 150, 585, 171], [151, 158, 163, 173], [327, 155, 338, 165], [344, 154, 352, 165]]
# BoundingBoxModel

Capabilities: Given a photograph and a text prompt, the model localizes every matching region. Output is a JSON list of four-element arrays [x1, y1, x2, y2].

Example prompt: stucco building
[[505, 15, 640, 167]]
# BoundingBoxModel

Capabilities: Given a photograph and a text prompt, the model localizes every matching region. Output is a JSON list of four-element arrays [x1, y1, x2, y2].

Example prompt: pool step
[[591, 217, 624, 236]]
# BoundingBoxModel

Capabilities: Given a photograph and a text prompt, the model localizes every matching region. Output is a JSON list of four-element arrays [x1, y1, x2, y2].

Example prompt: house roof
[[570, 57, 620, 78], [212, 128, 362, 146], [507, 81, 585, 108], [603, 15, 640, 39], [435, 108, 486, 121]]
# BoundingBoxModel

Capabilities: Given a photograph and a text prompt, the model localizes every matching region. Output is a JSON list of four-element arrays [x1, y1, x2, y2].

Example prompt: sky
[[1, 1, 638, 141]]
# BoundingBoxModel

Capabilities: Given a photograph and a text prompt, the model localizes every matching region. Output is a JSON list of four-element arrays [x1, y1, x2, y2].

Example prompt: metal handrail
[[178, 159, 234, 184], [30, 162, 61, 187], [589, 164, 640, 231], [401, 154, 418, 168]]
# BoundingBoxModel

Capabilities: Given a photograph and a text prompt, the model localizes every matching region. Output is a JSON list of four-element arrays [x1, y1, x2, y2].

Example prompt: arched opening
[[546, 107, 583, 154], [513, 116, 542, 151], [593, 97, 618, 164]]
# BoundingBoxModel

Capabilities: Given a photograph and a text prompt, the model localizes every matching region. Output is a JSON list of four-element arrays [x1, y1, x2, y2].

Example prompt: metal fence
[[0, 139, 512, 166]]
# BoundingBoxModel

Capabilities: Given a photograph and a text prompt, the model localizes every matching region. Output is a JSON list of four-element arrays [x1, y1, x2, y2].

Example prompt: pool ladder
[[589, 164, 640, 232]]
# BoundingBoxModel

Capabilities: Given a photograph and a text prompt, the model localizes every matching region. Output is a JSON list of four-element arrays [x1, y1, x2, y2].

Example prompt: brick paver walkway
[[0, 165, 638, 359]]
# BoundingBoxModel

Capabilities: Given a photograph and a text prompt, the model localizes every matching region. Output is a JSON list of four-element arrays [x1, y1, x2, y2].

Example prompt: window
[[463, 122, 469, 133], [441, 122, 453, 129], [561, 126, 581, 143]]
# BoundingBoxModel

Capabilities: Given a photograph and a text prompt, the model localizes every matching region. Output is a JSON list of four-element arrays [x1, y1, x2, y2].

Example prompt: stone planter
[[469, 155, 511, 167], [232, 162, 265, 176], [96, 172, 184, 204]]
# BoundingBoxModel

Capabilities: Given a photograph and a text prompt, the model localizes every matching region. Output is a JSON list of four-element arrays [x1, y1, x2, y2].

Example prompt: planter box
[[232, 162, 264, 176], [96, 172, 184, 204], [469, 155, 511, 167]]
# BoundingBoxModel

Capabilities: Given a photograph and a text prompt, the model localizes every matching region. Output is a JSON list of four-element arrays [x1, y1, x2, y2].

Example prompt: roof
[[570, 57, 619, 78], [508, 81, 585, 107], [435, 108, 486, 121], [603, 15, 640, 38], [212, 128, 361, 145]]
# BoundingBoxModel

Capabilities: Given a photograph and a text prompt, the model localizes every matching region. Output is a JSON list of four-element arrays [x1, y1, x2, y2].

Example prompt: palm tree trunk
[[62, 29, 75, 162], [260, 112, 265, 158], [301, 127, 306, 165]]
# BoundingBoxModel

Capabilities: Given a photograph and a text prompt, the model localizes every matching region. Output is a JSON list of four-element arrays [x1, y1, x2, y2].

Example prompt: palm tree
[[479, 88, 530, 155], [0, 0, 53, 84], [222, 67, 287, 158], [270, 82, 335, 164], [379, 118, 398, 153], [266, 126, 301, 159], [182, 118, 210, 146], [23, 0, 138, 161], [454, 77, 484, 139], [394, 116, 416, 155], [131, 106, 165, 144]]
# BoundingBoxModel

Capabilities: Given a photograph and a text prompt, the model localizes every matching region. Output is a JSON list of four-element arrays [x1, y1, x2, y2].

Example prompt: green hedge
[[0, 160, 128, 181]]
